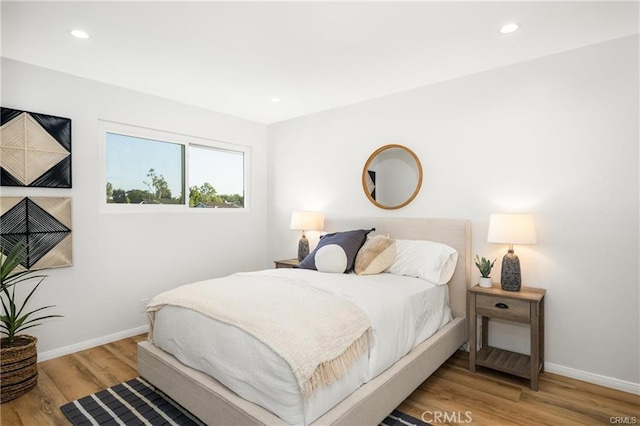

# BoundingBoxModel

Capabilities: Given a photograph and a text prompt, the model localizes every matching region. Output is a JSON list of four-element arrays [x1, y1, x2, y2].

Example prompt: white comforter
[[151, 269, 452, 425]]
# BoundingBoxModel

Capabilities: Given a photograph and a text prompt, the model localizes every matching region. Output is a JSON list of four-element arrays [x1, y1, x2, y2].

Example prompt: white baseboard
[[544, 362, 640, 395], [38, 325, 149, 362]]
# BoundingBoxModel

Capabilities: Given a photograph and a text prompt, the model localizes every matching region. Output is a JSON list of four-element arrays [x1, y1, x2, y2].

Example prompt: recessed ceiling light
[[69, 29, 90, 39], [271, 97, 281, 103], [499, 23, 519, 35]]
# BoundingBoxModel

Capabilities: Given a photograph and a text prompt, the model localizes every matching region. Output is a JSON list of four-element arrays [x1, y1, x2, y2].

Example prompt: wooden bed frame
[[138, 217, 471, 425]]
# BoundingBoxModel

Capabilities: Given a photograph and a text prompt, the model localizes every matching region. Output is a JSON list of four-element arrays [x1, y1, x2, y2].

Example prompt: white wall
[[268, 36, 639, 390], [1, 58, 269, 357]]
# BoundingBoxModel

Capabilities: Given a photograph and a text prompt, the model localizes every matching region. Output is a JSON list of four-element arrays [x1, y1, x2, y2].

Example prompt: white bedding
[[151, 268, 452, 425]]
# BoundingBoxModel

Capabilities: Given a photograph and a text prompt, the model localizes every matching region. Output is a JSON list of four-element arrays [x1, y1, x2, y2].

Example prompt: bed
[[138, 217, 471, 425]]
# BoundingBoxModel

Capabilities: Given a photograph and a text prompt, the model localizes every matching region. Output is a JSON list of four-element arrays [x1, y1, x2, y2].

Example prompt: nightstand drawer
[[475, 294, 530, 322]]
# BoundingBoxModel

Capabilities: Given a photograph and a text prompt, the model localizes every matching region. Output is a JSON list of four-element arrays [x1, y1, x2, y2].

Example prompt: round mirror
[[362, 144, 423, 210]]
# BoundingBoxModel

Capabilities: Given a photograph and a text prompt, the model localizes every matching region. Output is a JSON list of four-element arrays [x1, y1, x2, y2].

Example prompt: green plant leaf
[[474, 254, 497, 278], [4, 271, 47, 288], [1, 246, 62, 346], [14, 277, 46, 319], [1, 243, 27, 282], [14, 314, 63, 335], [14, 305, 59, 325]]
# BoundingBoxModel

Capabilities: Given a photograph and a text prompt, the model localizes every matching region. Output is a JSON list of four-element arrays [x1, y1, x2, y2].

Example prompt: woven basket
[[1, 335, 38, 404]]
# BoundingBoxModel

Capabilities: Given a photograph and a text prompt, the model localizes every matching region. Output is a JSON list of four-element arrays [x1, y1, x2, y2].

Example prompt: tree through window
[[105, 133, 184, 205]]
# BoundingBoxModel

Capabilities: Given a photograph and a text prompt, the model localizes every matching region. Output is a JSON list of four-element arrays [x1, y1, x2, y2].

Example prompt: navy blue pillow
[[298, 229, 373, 273]]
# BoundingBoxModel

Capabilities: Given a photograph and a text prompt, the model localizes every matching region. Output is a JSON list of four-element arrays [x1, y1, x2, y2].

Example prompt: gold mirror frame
[[361, 144, 423, 210]]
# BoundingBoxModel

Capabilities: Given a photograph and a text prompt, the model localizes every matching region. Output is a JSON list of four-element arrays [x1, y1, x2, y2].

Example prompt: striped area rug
[[60, 377, 203, 426], [382, 409, 430, 426], [60, 377, 429, 426]]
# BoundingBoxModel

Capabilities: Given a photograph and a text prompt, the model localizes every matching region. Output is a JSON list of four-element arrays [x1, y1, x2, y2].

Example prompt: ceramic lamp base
[[500, 250, 521, 291], [297, 232, 309, 261]]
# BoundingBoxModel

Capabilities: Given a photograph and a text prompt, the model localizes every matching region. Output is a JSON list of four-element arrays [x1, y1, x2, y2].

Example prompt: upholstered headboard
[[324, 217, 471, 320]]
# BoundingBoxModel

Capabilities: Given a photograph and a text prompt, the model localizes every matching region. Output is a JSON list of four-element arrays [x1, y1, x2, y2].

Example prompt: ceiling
[[2, 1, 638, 124]]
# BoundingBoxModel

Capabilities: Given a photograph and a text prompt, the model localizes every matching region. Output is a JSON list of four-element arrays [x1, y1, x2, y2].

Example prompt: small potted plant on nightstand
[[474, 255, 496, 288], [0, 243, 62, 403]]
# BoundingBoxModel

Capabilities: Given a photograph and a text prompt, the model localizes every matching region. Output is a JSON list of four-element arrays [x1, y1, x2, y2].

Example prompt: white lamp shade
[[290, 211, 324, 231], [487, 213, 536, 244]]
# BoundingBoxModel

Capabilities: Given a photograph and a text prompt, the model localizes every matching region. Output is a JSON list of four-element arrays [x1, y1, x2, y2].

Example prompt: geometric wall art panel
[[1, 107, 72, 188], [0, 197, 73, 270]]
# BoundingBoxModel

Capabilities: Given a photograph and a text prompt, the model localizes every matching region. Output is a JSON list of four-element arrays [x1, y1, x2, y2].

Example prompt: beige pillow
[[355, 235, 396, 275]]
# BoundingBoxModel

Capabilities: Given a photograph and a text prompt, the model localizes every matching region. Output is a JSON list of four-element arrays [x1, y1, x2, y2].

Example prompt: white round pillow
[[314, 244, 348, 273]]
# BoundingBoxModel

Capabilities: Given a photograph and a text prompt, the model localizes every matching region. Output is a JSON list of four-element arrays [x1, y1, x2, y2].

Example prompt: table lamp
[[487, 213, 536, 291], [290, 211, 324, 261]]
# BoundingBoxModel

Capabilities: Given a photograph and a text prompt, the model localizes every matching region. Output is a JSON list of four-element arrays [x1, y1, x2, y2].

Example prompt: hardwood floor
[[1, 334, 145, 426], [398, 352, 639, 425], [1, 335, 638, 425]]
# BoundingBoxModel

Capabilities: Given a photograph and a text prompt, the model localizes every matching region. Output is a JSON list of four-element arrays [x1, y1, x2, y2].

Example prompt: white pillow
[[314, 244, 348, 273], [385, 239, 458, 285]]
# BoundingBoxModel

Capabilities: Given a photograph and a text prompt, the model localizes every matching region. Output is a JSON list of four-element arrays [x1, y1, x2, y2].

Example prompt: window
[[100, 121, 249, 212], [106, 133, 185, 205], [188, 145, 245, 208]]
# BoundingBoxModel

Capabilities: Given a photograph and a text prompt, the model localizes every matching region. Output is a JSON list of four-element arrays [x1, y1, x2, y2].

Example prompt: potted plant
[[474, 255, 496, 288], [1, 243, 62, 404]]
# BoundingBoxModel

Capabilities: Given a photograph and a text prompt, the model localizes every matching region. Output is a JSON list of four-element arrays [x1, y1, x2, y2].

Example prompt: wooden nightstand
[[468, 284, 546, 390], [274, 258, 300, 269]]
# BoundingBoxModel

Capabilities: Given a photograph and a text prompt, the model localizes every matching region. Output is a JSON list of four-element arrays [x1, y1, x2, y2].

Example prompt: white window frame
[[98, 120, 251, 213]]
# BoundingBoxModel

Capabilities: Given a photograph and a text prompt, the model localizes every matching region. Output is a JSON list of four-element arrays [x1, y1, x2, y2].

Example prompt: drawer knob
[[495, 302, 509, 309]]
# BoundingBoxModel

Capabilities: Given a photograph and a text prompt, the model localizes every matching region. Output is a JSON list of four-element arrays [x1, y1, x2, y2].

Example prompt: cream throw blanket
[[146, 272, 373, 396]]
